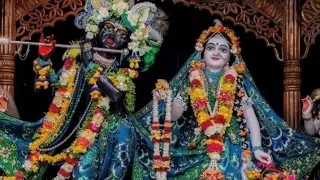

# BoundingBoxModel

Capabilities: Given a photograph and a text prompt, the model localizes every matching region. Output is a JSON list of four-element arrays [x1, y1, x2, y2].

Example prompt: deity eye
[[117, 29, 127, 37], [105, 22, 115, 30], [220, 47, 229, 53], [205, 44, 215, 50]]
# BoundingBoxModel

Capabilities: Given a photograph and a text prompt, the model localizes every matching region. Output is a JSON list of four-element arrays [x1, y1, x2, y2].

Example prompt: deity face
[[203, 34, 231, 72], [98, 20, 129, 49]]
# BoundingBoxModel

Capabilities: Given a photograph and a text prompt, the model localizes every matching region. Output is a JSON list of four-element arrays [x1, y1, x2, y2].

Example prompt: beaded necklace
[[203, 68, 225, 107]]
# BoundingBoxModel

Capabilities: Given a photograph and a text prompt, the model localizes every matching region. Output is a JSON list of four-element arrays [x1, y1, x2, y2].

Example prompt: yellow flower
[[89, 78, 96, 85], [197, 111, 210, 124], [217, 106, 230, 115], [162, 133, 172, 139], [220, 83, 235, 93], [206, 139, 223, 145], [31, 165, 39, 173], [90, 90, 101, 99], [189, 88, 206, 101], [67, 48, 81, 58]]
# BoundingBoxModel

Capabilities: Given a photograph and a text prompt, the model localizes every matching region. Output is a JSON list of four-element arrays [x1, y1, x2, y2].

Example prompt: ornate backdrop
[[1, 0, 320, 130]]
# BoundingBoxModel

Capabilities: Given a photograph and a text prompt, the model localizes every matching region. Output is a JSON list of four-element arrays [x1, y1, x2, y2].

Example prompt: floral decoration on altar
[[76, 0, 168, 72]]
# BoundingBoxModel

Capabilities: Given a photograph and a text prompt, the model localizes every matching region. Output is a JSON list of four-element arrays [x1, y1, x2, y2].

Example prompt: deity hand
[[79, 40, 93, 68], [153, 79, 170, 101], [39, 33, 55, 59], [302, 96, 313, 119], [240, 163, 248, 180], [253, 149, 272, 164]]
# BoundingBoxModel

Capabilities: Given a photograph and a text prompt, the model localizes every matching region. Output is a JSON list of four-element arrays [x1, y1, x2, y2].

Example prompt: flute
[[0, 37, 129, 55]]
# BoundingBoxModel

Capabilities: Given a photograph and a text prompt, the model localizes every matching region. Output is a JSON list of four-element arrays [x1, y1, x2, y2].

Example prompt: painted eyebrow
[[206, 43, 215, 46], [219, 44, 229, 49]]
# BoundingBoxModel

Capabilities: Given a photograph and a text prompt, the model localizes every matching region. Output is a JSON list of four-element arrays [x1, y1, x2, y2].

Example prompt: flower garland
[[196, 24, 240, 56], [86, 63, 103, 99], [234, 75, 261, 179], [23, 49, 80, 173], [0, 171, 24, 180], [107, 68, 137, 112], [188, 60, 237, 180], [84, 0, 156, 69], [54, 96, 110, 180], [151, 80, 172, 180], [33, 59, 52, 90]]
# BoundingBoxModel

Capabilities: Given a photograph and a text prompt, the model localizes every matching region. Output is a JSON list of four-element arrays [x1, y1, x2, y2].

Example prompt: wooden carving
[[173, 0, 283, 60], [301, 0, 320, 59], [16, 0, 84, 41]]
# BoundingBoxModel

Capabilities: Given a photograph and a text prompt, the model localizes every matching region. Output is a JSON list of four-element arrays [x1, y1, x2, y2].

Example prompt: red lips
[[105, 38, 115, 45], [211, 56, 220, 61]]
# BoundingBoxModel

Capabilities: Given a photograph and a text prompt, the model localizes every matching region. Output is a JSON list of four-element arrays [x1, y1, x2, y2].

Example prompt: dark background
[[12, 0, 320, 178]]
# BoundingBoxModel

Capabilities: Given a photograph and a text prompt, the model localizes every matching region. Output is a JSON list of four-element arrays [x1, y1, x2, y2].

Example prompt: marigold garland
[[107, 69, 136, 112], [188, 60, 237, 180], [54, 96, 110, 180], [24, 49, 80, 173], [151, 80, 172, 180]]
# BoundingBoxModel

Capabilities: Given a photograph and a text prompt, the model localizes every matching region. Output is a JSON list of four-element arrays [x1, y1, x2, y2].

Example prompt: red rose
[[163, 138, 171, 143], [64, 58, 73, 70], [213, 115, 226, 124], [200, 121, 212, 131], [210, 134, 223, 142], [162, 156, 170, 161], [152, 138, 160, 143], [66, 155, 79, 165], [225, 74, 236, 82], [43, 121, 53, 129], [207, 143, 223, 153], [153, 154, 161, 160], [15, 171, 25, 180], [78, 137, 90, 148], [57, 88, 67, 93], [86, 123, 100, 133], [217, 92, 232, 102], [194, 99, 208, 109], [58, 168, 71, 178], [151, 122, 160, 129], [190, 79, 202, 88], [49, 104, 60, 113], [95, 108, 103, 115]]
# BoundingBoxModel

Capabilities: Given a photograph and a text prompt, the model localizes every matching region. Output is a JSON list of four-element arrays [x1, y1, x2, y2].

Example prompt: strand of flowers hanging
[[233, 68, 261, 179], [54, 96, 109, 180], [24, 49, 80, 173], [188, 60, 237, 180], [151, 80, 172, 180], [33, 34, 56, 90]]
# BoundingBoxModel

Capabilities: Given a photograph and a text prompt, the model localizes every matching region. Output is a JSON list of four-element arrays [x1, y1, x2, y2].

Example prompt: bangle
[[85, 62, 94, 73], [302, 113, 313, 121], [252, 146, 264, 152]]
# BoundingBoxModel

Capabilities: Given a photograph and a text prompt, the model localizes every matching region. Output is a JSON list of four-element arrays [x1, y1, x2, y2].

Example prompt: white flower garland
[[151, 89, 172, 180], [84, 0, 152, 57]]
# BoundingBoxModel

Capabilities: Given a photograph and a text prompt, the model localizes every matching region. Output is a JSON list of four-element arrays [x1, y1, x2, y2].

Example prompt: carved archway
[[16, 0, 84, 42]]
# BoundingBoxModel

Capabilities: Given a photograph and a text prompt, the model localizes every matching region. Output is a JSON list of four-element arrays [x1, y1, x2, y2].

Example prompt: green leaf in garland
[[141, 45, 160, 72]]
